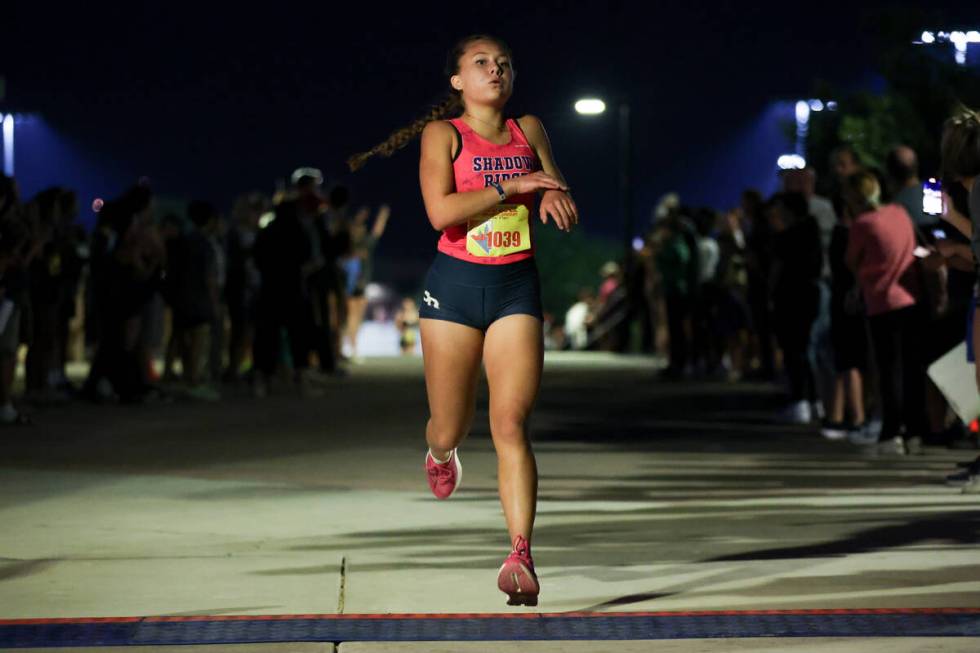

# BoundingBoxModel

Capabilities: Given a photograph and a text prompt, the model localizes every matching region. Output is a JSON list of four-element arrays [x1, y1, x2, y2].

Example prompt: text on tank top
[[436, 117, 540, 265]]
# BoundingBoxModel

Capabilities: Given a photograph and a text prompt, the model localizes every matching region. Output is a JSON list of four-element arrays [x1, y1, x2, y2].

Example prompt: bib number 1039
[[466, 204, 531, 258]]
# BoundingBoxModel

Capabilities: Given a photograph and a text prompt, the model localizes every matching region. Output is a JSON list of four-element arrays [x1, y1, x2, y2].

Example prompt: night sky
[[3, 1, 965, 268]]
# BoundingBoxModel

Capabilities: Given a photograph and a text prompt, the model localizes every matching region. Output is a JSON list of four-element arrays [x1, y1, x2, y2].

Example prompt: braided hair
[[348, 35, 513, 172]]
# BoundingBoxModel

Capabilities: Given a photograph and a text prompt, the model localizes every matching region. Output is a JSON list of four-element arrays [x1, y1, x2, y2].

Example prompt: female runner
[[350, 34, 578, 606]]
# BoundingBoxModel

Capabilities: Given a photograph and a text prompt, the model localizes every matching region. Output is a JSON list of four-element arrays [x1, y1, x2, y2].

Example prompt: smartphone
[[923, 178, 943, 216]]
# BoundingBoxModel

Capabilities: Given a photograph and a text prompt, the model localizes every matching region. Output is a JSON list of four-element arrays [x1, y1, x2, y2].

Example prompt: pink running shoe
[[497, 535, 539, 606], [425, 449, 462, 499]]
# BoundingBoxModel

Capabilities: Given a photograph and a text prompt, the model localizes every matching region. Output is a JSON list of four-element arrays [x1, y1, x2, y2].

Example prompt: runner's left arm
[[518, 115, 579, 232]]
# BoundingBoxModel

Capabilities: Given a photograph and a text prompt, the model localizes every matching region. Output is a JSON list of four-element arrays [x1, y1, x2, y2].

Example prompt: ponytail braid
[[348, 93, 463, 172]]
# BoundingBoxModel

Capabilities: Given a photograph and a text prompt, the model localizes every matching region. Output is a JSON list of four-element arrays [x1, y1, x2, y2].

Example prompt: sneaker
[[425, 449, 462, 499], [811, 401, 826, 421], [875, 436, 907, 456], [497, 535, 539, 606], [778, 400, 812, 425], [946, 469, 974, 486], [903, 435, 923, 456], [962, 475, 980, 494], [185, 385, 221, 402], [821, 421, 848, 441], [848, 427, 879, 447]]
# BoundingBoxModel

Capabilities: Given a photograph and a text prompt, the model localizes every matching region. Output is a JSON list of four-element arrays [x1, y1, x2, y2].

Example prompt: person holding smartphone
[[940, 110, 980, 392], [939, 108, 980, 493]]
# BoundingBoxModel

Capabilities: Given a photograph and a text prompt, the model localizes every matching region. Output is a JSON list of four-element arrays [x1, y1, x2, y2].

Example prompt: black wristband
[[490, 180, 507, 202]]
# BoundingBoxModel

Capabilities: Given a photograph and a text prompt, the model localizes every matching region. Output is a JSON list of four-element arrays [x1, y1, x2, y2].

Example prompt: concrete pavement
[[1, 353, 978, 650]]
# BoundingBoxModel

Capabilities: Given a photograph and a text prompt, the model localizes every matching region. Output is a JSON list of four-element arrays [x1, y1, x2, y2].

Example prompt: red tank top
[[436, 117, 540, 264]]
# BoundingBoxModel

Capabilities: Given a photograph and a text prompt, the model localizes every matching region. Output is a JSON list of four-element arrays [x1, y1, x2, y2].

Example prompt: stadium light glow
[[574, 98, 607, 115], [915, 28, 980, 66], [2, 114, 13, 176], [778, 154, 806, 170], [795, 101, 811, 126]]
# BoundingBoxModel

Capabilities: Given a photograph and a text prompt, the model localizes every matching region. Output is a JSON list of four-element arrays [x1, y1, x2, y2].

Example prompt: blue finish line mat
[[2, 609, 979, 648]]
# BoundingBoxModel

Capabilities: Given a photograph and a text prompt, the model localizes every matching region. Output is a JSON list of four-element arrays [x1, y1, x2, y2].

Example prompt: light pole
[[575, 97, 633, 264]]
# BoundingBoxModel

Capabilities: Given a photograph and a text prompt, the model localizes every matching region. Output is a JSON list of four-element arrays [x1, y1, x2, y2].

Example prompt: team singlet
[[436, 117, 540, 265]]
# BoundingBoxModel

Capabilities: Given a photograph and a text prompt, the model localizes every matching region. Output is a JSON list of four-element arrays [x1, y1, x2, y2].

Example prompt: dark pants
[[748, 283, 775, 378], [665, 292, 691, 373], [310, 286, 336, 373], [85, 314, 147, 402], [774, 299, 818, 403], [254, 294, 313, 377], [869, 304, 928, 441]]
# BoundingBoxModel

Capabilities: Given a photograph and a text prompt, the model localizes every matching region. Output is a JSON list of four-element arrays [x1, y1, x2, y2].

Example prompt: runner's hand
[[540, 190, 578, 232], [507, 171, 568, 195]]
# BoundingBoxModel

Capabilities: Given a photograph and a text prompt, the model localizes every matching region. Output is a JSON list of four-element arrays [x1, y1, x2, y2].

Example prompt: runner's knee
[[489, 409, 530, 448], [427, 416, 470, 451]]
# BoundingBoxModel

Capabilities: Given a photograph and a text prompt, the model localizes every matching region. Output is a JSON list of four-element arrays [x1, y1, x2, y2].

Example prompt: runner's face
[[452, 41, 514, 107]]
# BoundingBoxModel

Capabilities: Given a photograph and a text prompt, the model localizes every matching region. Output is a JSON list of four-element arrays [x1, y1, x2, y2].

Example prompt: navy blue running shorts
[[418, 253, 543, 331]]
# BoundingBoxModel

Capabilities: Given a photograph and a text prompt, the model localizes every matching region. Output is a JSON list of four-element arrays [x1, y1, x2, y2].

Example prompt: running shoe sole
[[497, 559, 539, 606]]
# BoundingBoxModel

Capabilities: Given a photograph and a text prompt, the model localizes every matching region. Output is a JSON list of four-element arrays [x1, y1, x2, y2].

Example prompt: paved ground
[[0, 353, 978, 650]]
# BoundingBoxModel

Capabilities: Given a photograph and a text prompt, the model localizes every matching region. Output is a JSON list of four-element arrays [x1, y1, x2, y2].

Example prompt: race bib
[[466, 204, 531, 258]]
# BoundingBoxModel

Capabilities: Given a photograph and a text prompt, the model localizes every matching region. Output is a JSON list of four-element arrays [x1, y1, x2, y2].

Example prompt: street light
[[575, 97, 633, 263], [574, 98, 607, 115], [2, 114, 13, 176]]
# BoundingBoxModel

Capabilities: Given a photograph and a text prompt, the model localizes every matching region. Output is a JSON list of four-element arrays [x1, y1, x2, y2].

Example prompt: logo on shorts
[[423, 290, 440, 309]]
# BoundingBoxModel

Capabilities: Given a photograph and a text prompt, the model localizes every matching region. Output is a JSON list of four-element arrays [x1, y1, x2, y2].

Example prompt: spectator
[[830, 144, 863, 189], [294, 170, 338, 375], [692, 209, 721, 375], [886, 145, 931, 227], [715, 208, 752, 380], [159, 212, 185, 382], [656, 216, 694, 377], [784, 167, 835, 418], [253, 199, 318, 396], [84, 185, 163, 404], [938, 107, 980, 491], [0, 180, 31, 424], [844, 171, 926, 454], [343, 204, 390, 361], [940, 109, 980, 391], [51, 190, 85, 395], [225, 193, 267, 383], [206, 211, 227, 385], [166, 200, 220, 401], [742, 189, 775, 379], [395, 296, 420, 356], [768, 192, 823, 424], [823, 199, 869, 440], [564, 287, 595, 351], [24, 188, 63, 402], [593, 261, 629, 351]]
